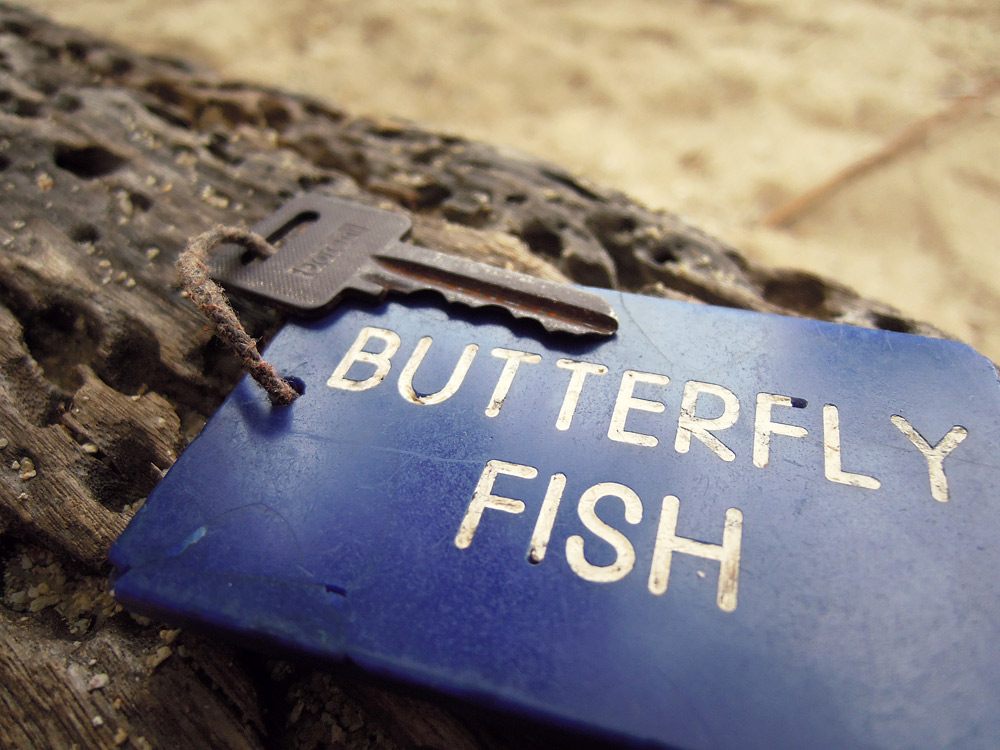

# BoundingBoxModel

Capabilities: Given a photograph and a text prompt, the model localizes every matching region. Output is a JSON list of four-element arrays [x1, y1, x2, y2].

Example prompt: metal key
[[209, 194, 618, 337]]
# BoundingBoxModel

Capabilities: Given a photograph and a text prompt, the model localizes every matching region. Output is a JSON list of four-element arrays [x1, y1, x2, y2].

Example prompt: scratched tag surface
[[111, 291, 1000, 749]]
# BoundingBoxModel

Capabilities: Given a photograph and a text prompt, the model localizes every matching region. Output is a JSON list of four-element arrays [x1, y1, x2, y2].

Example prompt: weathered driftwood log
[[0, 5, 947, 749]]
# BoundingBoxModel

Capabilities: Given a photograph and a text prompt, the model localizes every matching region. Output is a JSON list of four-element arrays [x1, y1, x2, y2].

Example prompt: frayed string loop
[[176, 225, 299, 406]]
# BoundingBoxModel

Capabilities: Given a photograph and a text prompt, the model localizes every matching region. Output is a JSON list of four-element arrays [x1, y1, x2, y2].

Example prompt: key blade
[[369, 244, 619, 337]]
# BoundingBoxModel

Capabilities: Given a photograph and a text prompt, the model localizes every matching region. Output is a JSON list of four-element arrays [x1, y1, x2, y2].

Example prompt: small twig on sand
[[762, 76, 1000, 229]]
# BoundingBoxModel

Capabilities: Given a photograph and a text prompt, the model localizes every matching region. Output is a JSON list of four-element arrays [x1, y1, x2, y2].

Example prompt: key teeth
[[429, 289, 618, 338], [371, 246, 618, 337], [527, 308, 617, 337]]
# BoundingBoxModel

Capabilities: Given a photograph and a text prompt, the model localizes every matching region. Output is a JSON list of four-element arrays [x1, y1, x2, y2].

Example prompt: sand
[[30, 0, 1000, 359]]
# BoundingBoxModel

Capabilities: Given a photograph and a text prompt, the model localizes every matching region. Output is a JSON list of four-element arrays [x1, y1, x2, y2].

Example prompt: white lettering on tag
[[555, 359, 608, 430], [327, 326, 401, 391], [455, 459, 536, 549], [823, 405, 880, 489], [329, 326, 972, 510], [608, 370, 671, 448], [891, 416, 968, 503], [674, 381, 740, 462], [753, 393, 808, 468], [566, 482, 642, 583], [457, 459, 745, 611], [648, 496, 743, 612], [485, 348, 542, 418], [398, 337, 479, 406], [528, 472, 567, 564]]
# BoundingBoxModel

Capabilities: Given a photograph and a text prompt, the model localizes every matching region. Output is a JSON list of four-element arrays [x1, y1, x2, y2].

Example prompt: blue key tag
[[112, 280, 1000, 748]]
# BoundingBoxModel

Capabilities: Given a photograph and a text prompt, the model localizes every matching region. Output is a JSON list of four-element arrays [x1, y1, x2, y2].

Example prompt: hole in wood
[[52, 92, 81, 112], [21, 300, 102, 392], [12, 98, 40, 117], [761, 271, 830, 317], [520, 218, 563, 257], [69, 224, 99, 244], [54, 144, 126, 179], [872, 312, 913, 334], [650, 239, 683, 265]]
